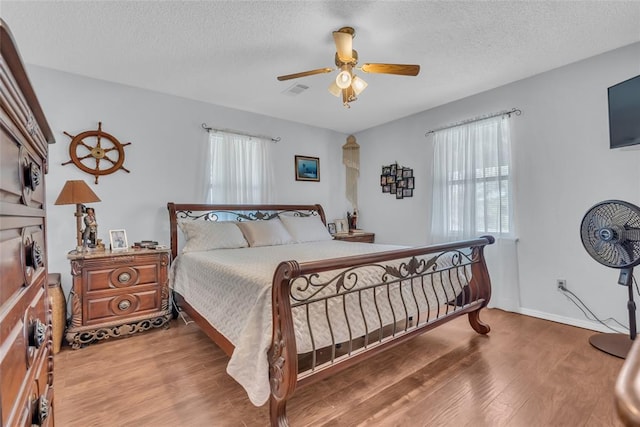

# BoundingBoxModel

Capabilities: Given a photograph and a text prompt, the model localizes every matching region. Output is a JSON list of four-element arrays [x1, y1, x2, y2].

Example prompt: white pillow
[[279, 214, 333, 243], [178, 220, 248, 252], [236, 219, 294, 247]]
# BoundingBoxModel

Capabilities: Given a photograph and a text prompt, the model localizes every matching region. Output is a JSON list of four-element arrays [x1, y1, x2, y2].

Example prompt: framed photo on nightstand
[[109, 229, 128, 251], [334, 219, 348, 234], [327, 222, 337, 234]]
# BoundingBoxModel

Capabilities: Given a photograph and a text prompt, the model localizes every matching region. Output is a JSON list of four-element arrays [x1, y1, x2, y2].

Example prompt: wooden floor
[[54, 309, 625, 426]]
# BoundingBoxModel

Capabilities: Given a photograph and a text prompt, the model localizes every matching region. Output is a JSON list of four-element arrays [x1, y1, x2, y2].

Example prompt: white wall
[[357, 42, 640, 331], [28, 67, 350, 297]]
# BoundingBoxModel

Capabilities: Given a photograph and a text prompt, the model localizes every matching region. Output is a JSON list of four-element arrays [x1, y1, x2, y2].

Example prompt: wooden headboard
[[166, 203, 327, 259]]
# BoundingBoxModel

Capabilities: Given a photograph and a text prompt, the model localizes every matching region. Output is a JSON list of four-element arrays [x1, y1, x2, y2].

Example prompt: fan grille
[[580, 200, 640, 268]]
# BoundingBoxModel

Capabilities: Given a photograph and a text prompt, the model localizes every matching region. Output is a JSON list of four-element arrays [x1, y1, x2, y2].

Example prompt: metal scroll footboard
[[268, 236, 494, 426]]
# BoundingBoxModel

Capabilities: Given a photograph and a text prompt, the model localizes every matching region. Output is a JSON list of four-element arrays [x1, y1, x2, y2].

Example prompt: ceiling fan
[[277, 26, 420, 108]]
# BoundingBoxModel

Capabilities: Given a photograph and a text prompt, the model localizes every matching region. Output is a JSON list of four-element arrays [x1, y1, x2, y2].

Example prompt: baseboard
[[515, 307, 626, 334]]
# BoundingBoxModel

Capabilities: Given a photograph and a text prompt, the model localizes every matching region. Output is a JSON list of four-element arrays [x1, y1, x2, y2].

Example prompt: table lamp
[[54, 180, 101, 251]]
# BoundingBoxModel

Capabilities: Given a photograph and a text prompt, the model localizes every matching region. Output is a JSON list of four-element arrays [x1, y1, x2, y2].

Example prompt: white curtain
[[204, 131, 275, 204], [430, 115, 520, 311]]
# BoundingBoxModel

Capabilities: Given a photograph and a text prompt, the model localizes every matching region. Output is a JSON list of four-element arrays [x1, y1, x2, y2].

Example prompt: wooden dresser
[[65, 249, 172, 349], [0, 19, 56, 427]]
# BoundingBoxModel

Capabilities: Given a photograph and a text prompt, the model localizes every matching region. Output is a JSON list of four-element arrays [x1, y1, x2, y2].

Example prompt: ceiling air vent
[[282, 84, 309, 96]]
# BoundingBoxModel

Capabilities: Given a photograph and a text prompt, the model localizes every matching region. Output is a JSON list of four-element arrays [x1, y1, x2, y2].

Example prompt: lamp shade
[[352, 75, 368, 95], [335, 65, 352, 89], [54, 180, 101, 205], [328, 80, 342, 97]]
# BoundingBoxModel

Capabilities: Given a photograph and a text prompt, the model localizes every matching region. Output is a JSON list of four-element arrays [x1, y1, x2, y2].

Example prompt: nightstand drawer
[[85, 262, 160, 292], [84, 286, 161, 324]]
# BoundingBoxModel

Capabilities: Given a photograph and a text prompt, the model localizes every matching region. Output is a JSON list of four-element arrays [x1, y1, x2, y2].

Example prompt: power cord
[[172, 298, 193, 326], [557, 283, 629, 334]]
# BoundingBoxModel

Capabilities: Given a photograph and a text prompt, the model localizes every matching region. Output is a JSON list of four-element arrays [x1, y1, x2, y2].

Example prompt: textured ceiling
[[2, 1, 639, 134]]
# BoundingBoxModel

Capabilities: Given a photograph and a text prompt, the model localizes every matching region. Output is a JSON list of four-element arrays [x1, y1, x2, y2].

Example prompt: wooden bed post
[[467, 235, 495, 334], [268, 261, 300, 427], [167, 202, 178, 259]]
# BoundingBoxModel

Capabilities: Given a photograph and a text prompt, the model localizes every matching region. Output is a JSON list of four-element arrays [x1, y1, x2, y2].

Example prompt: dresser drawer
[[0, 219, 46, 306], [0, 120, 45, 211], [9, 352, 53, 427], [0, 279, 51, 427]]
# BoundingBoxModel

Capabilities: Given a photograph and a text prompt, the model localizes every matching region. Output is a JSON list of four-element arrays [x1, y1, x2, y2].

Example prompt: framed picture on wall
[[295, 155, 320, 182], [407, 177, 415, 189]]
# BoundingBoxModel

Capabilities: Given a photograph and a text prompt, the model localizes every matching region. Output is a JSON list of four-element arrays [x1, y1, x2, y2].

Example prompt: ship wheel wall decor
[[62, 122, 131, 184]]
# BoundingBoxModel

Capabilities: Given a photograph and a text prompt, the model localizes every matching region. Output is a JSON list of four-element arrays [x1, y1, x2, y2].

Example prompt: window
[[204, 131, 275, 204], [430, 115, 513, 242]]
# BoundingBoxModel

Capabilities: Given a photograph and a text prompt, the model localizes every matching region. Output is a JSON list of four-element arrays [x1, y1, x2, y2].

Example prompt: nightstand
[[65, 248, 172, 349], [333, 231, 375, 243]]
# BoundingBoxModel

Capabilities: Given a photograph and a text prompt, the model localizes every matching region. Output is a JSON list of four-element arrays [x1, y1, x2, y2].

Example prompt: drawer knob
[[32, 243, 44, 267], [27, 242, 44, 269], [110, 267, 138, 288], [24, 161, 41, 191], [30, 318, 46, 349], [118, 300, 131, 311], [32, 394, 50, 425]]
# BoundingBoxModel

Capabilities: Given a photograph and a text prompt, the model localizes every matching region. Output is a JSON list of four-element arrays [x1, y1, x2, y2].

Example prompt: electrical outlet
[[557, 279, 567, 290]]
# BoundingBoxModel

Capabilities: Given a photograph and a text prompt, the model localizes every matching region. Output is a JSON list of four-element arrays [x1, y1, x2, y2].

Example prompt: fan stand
[[589, 268, 636, 359]]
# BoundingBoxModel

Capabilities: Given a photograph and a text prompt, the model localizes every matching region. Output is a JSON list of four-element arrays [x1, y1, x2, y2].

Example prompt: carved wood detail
[[65, 314, 171, 349]]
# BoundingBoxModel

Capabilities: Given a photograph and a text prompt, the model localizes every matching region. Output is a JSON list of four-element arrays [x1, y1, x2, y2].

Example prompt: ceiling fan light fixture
[[351, 75, 368, 95], [276, 26, 420, 108], [336, 65, 352, 89], [328, 81, 341, 97]]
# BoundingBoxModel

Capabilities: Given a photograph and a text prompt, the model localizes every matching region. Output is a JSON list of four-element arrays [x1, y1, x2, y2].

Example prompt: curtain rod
[[424, 108, 522, 136], [201, 123, 281, 142]]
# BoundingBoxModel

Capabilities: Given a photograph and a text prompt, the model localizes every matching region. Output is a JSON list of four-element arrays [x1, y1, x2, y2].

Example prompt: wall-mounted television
[[608, 74, 640, 149]]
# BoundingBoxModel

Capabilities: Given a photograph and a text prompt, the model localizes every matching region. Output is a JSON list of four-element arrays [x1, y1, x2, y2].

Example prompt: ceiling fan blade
[[333, 30, 354, 63], [277, 68, 333, 81], [361, 63, 420, 76]]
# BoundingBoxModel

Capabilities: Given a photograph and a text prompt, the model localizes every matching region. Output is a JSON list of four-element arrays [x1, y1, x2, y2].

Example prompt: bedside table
[[65, 248, 172, 349], [333, 231, 375, 243]]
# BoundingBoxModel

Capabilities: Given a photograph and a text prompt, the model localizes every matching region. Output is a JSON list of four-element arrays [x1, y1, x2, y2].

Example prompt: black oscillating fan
[[580, 200, 640, 359]]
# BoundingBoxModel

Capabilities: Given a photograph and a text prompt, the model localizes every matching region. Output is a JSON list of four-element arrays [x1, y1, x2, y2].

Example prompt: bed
[[167, 203, 494, 426]]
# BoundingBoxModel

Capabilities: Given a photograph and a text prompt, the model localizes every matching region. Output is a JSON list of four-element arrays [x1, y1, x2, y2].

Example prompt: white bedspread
[[169, 240, 465, 406]]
